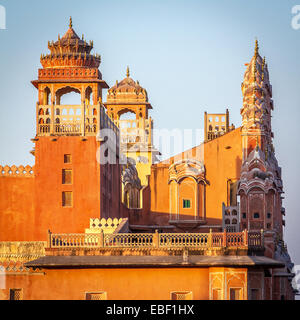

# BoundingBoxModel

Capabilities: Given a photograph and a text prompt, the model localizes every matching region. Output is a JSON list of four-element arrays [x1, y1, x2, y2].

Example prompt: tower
[[240, 40, 274, 162], [105, 67, 160, 189], [30, 18, 121, 238], [238, 41, 285, 246]]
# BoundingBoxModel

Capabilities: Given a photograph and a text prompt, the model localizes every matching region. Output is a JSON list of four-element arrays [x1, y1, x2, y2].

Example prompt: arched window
[[43, 87, 51, 105], [254, 212, 260, 219], [119, 110, 136, 121], [225, 210, 231, 216], [56, 86, 81, 105], [232, 219, 238, 225], [225, 219, 230, 225], [85, 86, 93, 105]]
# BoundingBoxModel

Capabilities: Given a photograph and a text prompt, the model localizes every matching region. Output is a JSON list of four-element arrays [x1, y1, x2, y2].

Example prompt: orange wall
[[0, 177, 35, 241], [204, 128, 242, 225], [2, 267, 210, 300], [0, 136, 123, 241], [143, 129, 242, 228], [0, 266, 253, 300]]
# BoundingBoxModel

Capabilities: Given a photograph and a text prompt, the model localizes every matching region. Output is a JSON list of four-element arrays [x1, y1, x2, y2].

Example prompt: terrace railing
[[48, 230, 264, 250]]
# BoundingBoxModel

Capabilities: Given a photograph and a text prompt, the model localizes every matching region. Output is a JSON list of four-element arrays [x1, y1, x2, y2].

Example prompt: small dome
[[107, 67, 148, 103]]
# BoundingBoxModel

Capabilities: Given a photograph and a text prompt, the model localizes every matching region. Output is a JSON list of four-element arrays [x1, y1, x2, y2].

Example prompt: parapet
[[0, 165, 35, 177]]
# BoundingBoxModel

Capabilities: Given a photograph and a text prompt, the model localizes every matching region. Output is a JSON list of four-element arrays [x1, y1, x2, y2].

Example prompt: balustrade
[[48, 230, 264, 250]]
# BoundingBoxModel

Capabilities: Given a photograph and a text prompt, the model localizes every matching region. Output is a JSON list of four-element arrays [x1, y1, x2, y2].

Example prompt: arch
[[118, 109, 136, 120], [225, 219, 231, 225], [43, 87, 51, 105], [85, 86, 93, 105], [56, 86, 81, 105], [232, 209, 238, 216], [39, 108, 44, 116]]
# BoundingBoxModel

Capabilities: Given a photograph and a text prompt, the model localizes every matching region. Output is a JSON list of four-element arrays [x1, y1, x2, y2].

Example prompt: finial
[[254, 39, 259, 58], [69, 16, 73, 29], [262, 56, 266, 81], [126, 66, 130, 78]]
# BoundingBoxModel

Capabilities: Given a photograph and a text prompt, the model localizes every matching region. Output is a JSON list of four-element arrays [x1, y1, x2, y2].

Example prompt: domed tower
[[30, 18, 121, 237], [32, 17, 109, 135], [105, 67, 160, 188], [238, 41, 287, 258]]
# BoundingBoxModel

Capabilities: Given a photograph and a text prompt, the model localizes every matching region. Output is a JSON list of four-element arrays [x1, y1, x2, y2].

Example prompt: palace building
[[0, 19, 296, 300]]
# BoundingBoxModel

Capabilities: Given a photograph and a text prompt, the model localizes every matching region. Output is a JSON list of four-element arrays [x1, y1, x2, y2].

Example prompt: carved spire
[[262, 56, 266, 81], [126, 66, 130, 78], [254, 39, 259, 59]]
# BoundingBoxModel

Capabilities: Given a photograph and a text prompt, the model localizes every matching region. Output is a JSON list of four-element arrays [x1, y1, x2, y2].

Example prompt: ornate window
[[183, 199, 191, 209], [171, 291, 193, 300], [10, 289, 23, 301], [86, 292, 107, 300], [168, 160, 207, 221], [230, 288, 242, 300]]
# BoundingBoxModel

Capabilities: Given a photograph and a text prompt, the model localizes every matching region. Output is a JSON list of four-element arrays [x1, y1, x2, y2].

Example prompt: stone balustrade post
[[223, 230, 227, 248], [153, 230, 160, 248], [99, 230, 104, 248], [208, 229, 213, 247], [243, 230, 248, 246]]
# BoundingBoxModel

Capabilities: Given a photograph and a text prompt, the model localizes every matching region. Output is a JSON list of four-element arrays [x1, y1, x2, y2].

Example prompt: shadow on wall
[[127, 209, 223, 233]]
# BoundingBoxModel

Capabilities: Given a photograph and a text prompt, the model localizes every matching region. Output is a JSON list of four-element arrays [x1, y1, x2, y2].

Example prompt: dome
[[107, 67, 148, 103], [40, 17, 101, 69]]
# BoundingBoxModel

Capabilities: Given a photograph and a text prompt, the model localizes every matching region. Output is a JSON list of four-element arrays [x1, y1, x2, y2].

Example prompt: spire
[[262, 56, 266, 81], [126, 66, 130, 78], [69, 16, 73, 29], [254, 39, 259, 59]]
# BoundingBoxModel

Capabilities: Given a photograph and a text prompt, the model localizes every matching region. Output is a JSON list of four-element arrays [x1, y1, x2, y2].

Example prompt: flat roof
[[25, 255, 285, 269]]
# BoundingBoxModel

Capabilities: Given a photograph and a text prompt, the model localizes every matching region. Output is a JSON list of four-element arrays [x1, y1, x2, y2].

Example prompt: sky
[[0, 0, 299, 274]]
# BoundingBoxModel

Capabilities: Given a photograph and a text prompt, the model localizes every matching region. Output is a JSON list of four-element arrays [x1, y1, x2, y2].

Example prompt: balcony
[[114, 118, 153, 146], [47, 230, 264, 251], [37, 104, 119, 138]]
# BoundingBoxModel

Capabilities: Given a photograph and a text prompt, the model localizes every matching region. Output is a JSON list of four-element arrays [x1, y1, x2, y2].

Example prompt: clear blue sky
[[0, 0, 299, 268]]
